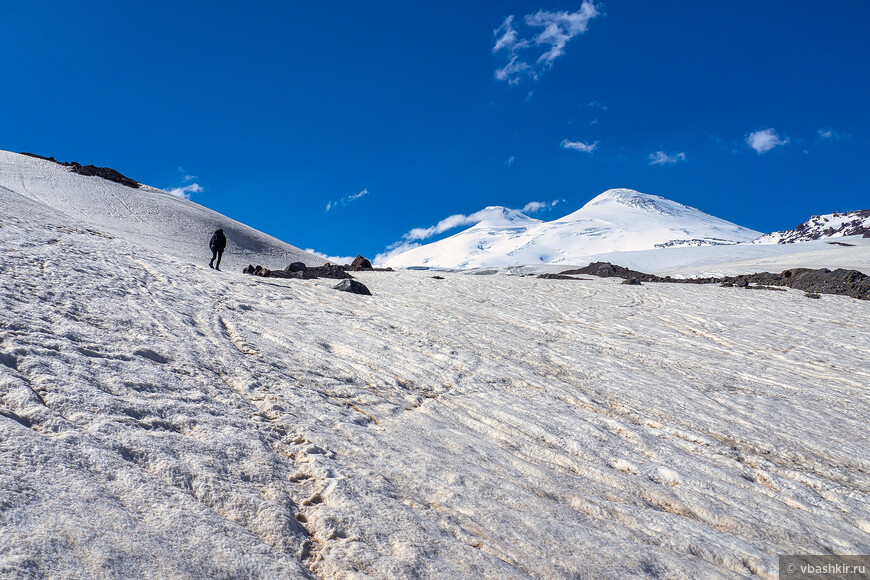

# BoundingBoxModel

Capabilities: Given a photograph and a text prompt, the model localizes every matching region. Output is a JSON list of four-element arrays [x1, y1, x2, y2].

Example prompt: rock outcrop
[[20, 153, 141, 189], [558, 262, 870, 300]]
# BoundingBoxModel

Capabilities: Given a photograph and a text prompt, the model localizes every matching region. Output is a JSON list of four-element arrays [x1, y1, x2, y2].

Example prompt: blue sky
[[2, 1, 868, 262]]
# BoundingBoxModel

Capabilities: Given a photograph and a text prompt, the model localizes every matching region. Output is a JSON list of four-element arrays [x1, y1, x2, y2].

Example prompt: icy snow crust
[[383, 189, 762, 269], [2, 152, 870, 578]]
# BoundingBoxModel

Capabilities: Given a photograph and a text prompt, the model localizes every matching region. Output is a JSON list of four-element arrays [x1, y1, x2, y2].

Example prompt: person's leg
[[215, 250, 223, 270], [209, 249, 217, 268]]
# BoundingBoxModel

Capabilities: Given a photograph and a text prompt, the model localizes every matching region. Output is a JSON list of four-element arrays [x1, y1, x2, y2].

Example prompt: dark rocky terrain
[[560, 262, 870, 300], [21, 152, 141, 189], [754, 210, 870, 243], [242, 256, 390, 281]]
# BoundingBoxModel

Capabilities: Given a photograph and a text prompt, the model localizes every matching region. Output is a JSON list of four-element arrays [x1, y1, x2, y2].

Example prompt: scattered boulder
[[431, 275, 445, 280], [622, 277, 642, 285], [538, 273, 587, 280], [286, 262, 307, 272], [333, 279, 372, 296], [350, 255, 373, 271], [304, 264, 353, 280], [805, 293, 821, 299], [243, 264, 273, 277]]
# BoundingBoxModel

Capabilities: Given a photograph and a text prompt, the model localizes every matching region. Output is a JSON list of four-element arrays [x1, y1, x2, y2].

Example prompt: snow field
[[2, 211, 869, 578]]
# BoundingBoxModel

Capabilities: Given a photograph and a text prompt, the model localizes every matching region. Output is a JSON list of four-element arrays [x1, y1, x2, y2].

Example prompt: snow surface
[[2, 152, 870, 578], [0, 150, 326, 272], [382, 189, 762, 269]]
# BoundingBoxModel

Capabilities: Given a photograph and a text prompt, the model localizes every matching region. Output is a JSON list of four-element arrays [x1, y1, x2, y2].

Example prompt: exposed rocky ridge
[[243, 263, 352, 280], [241, 256, 392, 280], [20, 152, 141, 189], [560, 262, 870, 300], [754, 210, 870, 243]]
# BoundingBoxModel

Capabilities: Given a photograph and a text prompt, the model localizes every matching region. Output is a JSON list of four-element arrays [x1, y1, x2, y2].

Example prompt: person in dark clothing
[[209, 229, 227, 270]]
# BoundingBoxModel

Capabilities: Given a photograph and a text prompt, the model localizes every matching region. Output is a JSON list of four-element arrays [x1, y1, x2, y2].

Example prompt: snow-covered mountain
[[0, 150, 325, 271], [752, 209, 870, 244], [382, 189, 761, 269]]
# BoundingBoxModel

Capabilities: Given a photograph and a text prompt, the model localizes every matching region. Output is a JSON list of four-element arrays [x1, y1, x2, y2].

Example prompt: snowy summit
[[382, 189, 761, 269]]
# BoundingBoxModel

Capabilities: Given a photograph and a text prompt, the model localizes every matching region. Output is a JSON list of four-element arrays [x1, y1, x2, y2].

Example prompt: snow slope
[[382, 189, 762, 269], [2, 157, 870, 578], [0, 150, 326, 271]]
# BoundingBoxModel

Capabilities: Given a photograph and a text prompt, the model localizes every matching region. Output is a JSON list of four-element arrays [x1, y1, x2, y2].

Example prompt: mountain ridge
[[382, 188, 762, 269]]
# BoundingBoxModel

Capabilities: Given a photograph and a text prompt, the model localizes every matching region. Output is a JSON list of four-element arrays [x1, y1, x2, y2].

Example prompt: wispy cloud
[[176, 167, 198, 182], [374, 200, 562, 265], [165, 182, 204, 199], [649, 151, 687, 166], [746, 128, 789, 154], [374, 241, 422, 266], [522, 199, 563, 213], [304, 248, 356, 265], [493, 1, 601, 84], [818, 127, 848, 141], [400, 201, 562, 242], [561, 139, 598, 153], [325, 188, 369, 212], [505, 155, 516, 166]]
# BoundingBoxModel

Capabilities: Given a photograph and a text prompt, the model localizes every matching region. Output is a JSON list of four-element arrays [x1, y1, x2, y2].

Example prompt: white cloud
[[521, 199, 563, 213], [375, 199, 564, 265], [505, 155, 516, 166], [495, 56, 532, 84], [176, 167, 198, 182], [394, 200, 563, 243], [373, 241, 422, 266], [325, 188, 369, 212], [648, 151, 687, 166], [493, 1, 600, 84], [818, 127, 847, 141], [304, 249, 356, 265], [165, 183, 204, 199], [561, 139, 598, 153], [745, 128, 789, 154]]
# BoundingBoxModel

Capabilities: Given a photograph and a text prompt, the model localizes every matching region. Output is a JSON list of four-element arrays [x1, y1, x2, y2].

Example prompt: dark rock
[[622, 277, 642, 285], [269, 269, 303, 279], [286, 262, 307, 272], [350, 255, 373, 271], [333, 279, 372, 296], [304, 264, 352, 280], [431, 276, 445, 280], [20, 152, 140, 188], [558, 261, 870, 300], [805, 293, 821, 299], [538, 273, 584, 280], [560, 262, 656, 282]]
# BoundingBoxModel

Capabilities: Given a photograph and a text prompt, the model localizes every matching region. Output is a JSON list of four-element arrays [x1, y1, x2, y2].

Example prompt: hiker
[[209, 228, 227, 270]]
